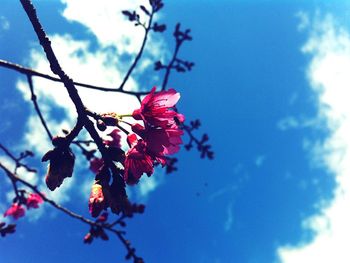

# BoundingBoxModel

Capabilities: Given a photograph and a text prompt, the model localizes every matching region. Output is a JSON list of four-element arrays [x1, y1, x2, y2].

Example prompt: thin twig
[[118, 7, 155, 91], [0, 142, 36, 173], [26, 74, 53, 140], [0, 142, 17, 161], [161, 40, 181, 91]]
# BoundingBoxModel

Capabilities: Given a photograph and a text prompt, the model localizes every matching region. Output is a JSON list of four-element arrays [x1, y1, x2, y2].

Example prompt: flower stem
[[118, 114, 133, 118]]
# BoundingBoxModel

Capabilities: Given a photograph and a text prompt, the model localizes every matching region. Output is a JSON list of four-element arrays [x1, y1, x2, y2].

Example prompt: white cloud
[[277, 116, 320, 131], [0, 16, 10, 31], [255, 155, 266, 167], [224, 202, 234, 232], [289, 92, 299, 105], [61, 0, 168, 83], [130, 169, 164, 202], [278, 13, 350, 263], [296, 11, 310, 32], [61, 0, 148, 55], [277, 116, 300, 131]]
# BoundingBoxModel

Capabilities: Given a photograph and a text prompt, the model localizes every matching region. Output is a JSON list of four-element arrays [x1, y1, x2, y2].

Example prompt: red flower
[[103, 129, 121, 148], [132, 123, 183, 157], [124, 134, 154, 185], [89, 158, 104, 174], [4, 203, 25, 220], [89, 183, 105, 218], [132, 87, 184, 128], [26, 193, 44, 209]]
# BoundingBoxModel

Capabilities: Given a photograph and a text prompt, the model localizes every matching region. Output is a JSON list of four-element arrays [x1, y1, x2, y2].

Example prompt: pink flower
[[124, 134, 154, 185], [132, 123, 183, 157], [103, 129, 121, 148], [4, 203, 25, 220], [89, 158, 104, 174], [132, 87, 184, 128], [89, 183, 105, 218], [26, 193, 44, 209]]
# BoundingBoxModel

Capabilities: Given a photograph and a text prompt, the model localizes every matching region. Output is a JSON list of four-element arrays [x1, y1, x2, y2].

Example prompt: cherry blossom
[[124, 134, 154, 185], [132, 123, 183, 156], [26, 193, 44, 209], [132, 87, 184, 128], [89, 183, 105, 218], [4, 203, 25, 220]]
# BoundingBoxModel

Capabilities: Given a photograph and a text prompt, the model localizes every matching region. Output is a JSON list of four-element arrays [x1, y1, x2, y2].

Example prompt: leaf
[[140, 5, 150, 16], [154, 61, 163, 70], [122, 10, 132, 17], [121, 10, 138, 22], [153, 23, 166, 33]]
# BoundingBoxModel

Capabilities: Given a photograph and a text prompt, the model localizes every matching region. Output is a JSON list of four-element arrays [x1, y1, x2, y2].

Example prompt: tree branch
[[0, 160, 141, 261], [19, 0, 122, 179], [0, 59, 150, 96]]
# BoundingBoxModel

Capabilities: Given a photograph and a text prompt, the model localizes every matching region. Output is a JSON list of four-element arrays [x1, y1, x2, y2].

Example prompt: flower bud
[[4, 203, 25, 220], [42, 147, 75, 191], [0, 223, 16, 237], [96, 212, 108, 223], [99, 229, 109, 241], [88, 183, 105, 218], [83, 232, 93, 244], [97, 120, 107, 131]]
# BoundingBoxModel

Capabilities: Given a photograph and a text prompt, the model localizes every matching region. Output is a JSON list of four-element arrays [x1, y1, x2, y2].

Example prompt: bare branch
[[0, 160, 141, 260], [0, 59, 150, 96], [118, 5, 155, 91]]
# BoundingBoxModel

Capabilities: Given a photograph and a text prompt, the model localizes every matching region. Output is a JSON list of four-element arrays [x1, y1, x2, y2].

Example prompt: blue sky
[[1, 1, 350, 263]]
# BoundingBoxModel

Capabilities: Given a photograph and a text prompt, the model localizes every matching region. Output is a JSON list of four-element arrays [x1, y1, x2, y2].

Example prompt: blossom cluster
[[3, 193, 44, 220], [88, 87, 184, 217], [125, 87, 184, 183]]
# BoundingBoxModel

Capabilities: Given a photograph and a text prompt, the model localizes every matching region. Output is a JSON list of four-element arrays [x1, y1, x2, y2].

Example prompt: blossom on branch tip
[[124, 134, 154, 185], [26, 193, 44, 209], [97, 212, 108, 223], [4, 203, 25, 220], [89, 183, 105, 218], [132, 87, 184, 128], [83, 232, 93, 244]]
